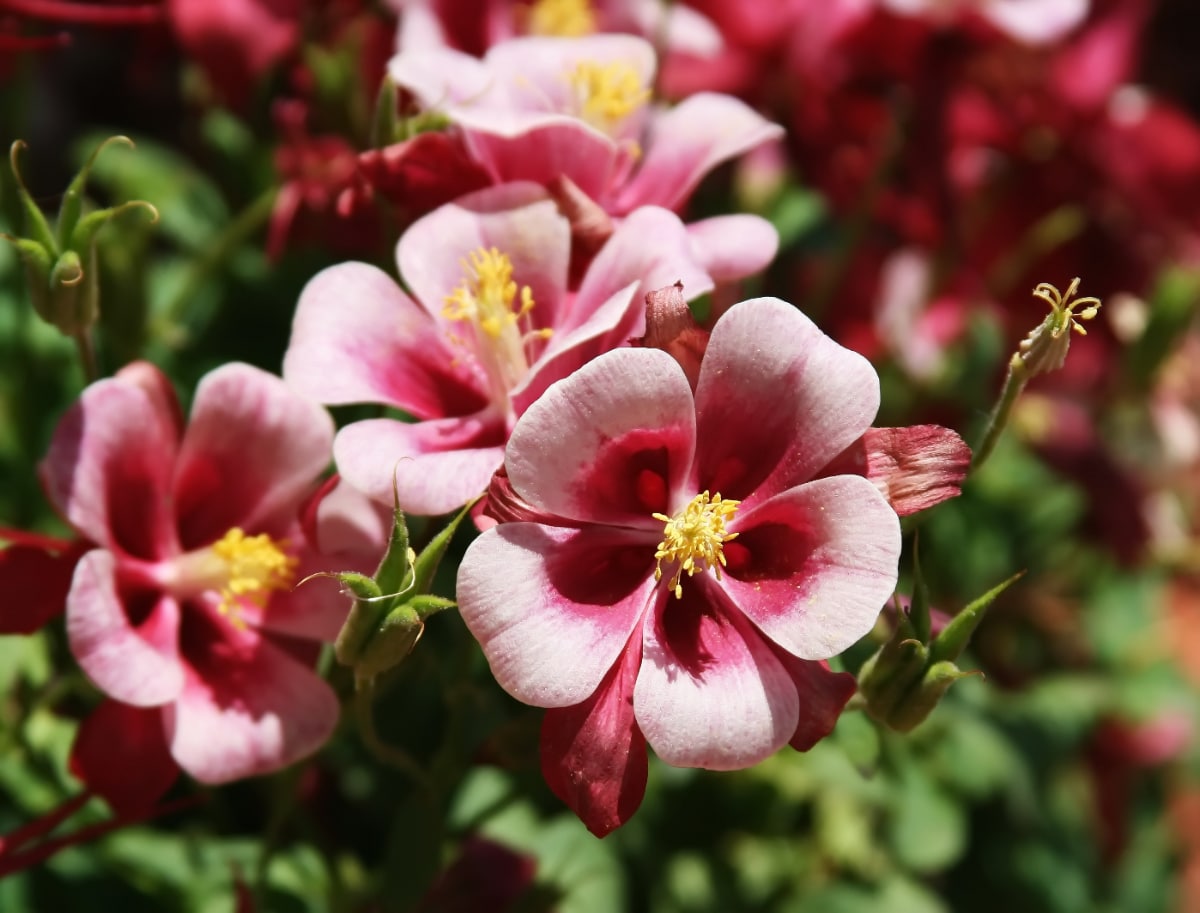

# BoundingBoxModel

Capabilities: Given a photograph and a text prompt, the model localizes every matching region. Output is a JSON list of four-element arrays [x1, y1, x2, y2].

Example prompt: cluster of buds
[[858, 559, 1023, 732], [322, 485, 474, 688], [3, 137, 156, 374]]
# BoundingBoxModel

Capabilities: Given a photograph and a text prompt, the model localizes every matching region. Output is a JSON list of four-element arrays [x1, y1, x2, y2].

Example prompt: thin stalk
[[970, 353, 1028, 472]]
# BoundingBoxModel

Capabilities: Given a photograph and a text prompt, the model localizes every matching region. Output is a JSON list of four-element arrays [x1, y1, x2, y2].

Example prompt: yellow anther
[[526, 0, 596, 36], [211, 527, 297, 623], [442, 247, 535, 337], [653, 491, 741, 599], [567, 60, 650, 131]]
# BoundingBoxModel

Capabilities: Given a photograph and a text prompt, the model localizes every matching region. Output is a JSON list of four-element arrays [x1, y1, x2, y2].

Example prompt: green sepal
[[928, 570, 1024, 665], [354, 604, 423, 682], [858, 635, 929, 723], [3, 235, 53, 280], [327, 572, 385, 667], [68, 199, 158, 254], [8, 141, 58, 254], [371, 76, 401, 149], [55, 136, 135, 248], [886, 662, 978, 733], [409, 498, 476, 595], [40, 249, 98, 334], [372, 486, 414, 598], [406, 594, 456, 619]]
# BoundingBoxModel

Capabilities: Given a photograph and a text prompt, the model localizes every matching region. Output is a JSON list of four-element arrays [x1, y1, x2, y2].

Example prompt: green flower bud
[[3, 137, 156, 342]]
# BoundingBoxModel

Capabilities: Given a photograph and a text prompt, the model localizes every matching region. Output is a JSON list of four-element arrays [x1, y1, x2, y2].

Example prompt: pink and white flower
[[283, 181, 777, 515], [43, 361, 385, 784], [386, 33, 782, 216], [457, 295, 970, 835]]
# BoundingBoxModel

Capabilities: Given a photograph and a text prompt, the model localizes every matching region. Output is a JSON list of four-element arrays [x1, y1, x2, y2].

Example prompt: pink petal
[[166, 623, 339, 783], [387, 46, 494, 109], [634, 582, 798, 769], [981, 0, 1088, 45], [461, 122, 619, 202], [333, 412, 507, 514], [615, 93, 784, 213], [172, 363, 333, 547], [41, 376, 180, 559], [772, 654, 858, 751], [69, 699, 178, 815], [67, 550, 185, 707], [307, 476, 391, 559], [685, 214, 779, 282], [692, 298, 880, 504], [565, 206, 714, 336], [540, 628, 648, 838], [506, 348, 697, 526], [395, 183, 570, 333], [283, 262, 487, 416], [482, 34, 656, 133], [512, 281, 643, 415], [457, 523, 657, 708], [821, 425, 970, 516], [722, 475, 900, 660]]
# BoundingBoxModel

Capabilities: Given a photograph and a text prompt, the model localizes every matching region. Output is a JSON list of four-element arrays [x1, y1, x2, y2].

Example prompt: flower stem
[[152, 187, 277, 345], [971, 352, 1028, 471], [354, 682, 433, 790], [71, 328, 98, 384]]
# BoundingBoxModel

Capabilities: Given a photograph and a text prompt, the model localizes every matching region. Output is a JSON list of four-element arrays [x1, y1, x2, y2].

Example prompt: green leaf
[[887, 765, 967, 873]]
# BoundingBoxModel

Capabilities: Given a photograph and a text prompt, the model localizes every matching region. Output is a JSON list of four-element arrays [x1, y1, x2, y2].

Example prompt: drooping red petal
[[540, 627, 647, 838], [69, 700, 179, 816], [772, 654, 857, 751], [0, 540, 89, 634], [820, 425, 971, 516]]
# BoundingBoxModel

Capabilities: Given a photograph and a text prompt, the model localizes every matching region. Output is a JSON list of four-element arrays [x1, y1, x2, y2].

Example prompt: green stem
[[71, 328, 98, 384], [354, 682, 433, 790], [971, 353, 1029, 472], [153, 187, 277, 337]]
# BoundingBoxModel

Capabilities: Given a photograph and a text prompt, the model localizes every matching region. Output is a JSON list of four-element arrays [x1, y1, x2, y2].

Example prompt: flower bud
[[3, 137, 156, 340]]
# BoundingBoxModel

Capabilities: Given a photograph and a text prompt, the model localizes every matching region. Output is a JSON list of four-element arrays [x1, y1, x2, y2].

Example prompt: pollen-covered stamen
[[210, 528, 297, 623], [156, 527, 298, 627], [653, 491, 741, 599], [525, 0, 595, 36], [443, 247, 551, 401], [567, 60, 650, 133]]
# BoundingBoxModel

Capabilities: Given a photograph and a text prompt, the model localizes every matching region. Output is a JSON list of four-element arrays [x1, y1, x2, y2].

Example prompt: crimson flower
[[43, 361, 385, 783], [457, 295, 969, 834]]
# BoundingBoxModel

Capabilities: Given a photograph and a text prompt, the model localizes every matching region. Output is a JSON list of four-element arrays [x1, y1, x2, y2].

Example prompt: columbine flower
[[386, 33, 782, 216], [282, 181, 775, 515], [457, 296, 970, 835], [43, 361, 386, 784]]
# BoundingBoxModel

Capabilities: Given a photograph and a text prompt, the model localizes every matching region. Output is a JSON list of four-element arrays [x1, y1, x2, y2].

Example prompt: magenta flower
[[43, 361, 385, 784], [386, 33, 782, 216], [457, 296, 969, 835], [283, 181, 775, 514]]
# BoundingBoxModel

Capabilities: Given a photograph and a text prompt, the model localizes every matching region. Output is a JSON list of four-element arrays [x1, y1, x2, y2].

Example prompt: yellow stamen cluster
[[211, 527, 297, 622], [526, 0, 596, 37], [443, 247, 536, 339], [653, 491, 741, 599], [568, 60, 650, 131]]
